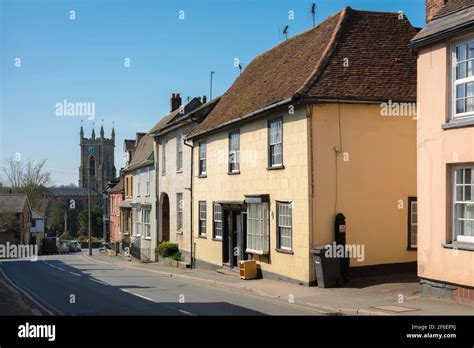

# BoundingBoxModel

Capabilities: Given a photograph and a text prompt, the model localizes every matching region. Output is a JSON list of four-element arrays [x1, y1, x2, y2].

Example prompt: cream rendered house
[[187, 7, 418, 285], [410, 0, 474, 302], [150, 93, 219, 263]]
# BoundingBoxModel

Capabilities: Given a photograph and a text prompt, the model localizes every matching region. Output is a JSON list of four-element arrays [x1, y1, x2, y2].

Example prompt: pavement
[[0, 251, 472, 316], [88, 252, 474, 316]]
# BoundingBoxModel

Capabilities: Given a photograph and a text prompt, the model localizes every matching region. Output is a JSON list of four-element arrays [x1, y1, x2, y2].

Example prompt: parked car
[[59, 243, 69, 254], [41, 237, 61, 255], [66, 241, 81, 252]]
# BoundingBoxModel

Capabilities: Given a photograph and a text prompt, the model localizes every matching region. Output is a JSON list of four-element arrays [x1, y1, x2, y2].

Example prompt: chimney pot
[[202, 95, 207, 103]]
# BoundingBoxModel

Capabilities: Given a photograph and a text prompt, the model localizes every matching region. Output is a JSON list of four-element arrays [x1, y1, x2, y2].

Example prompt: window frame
[[451, 37, 474, 120], [268, 117, 284, 168], [228, 130, 240, 174], [142, 208, 151, 239], [452, 164, 474, 244], [199, 141, 207, 176], [161, 140, 166, 175], [276, 201, 293, 251], [133, 208, 142, 237], [145, 167, 150, 196], [246, 203, 270, 255], [213, 202, 223, 240], [176, 193, 183, 231], [407, 197, 417, 250], [198, 201, 207, 237], [176, 134, 183, 171]]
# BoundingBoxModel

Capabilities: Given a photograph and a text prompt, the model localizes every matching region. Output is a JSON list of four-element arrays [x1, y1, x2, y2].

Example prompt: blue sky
[[0, 0, 425, 186]]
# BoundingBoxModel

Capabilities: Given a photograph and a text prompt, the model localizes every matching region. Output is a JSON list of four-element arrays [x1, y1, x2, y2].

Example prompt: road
[[0, 251, 322, 316]]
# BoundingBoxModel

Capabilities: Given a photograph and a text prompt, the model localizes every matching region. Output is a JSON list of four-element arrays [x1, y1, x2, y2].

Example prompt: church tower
[[79, 124, 116, 193]]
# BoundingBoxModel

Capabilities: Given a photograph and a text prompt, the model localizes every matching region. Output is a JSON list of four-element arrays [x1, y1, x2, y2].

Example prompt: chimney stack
[[202, 95, 207, 104], [170, 93, 182, 112], [426, 0, 447, 23]]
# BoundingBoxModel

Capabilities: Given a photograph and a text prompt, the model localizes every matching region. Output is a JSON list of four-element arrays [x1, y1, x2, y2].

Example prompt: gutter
[[187, 97, 294, 140], [409, 22, 474, 50]]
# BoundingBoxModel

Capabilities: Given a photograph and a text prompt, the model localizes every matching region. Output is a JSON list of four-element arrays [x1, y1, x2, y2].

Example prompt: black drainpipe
[[183, 136, 194, 269]]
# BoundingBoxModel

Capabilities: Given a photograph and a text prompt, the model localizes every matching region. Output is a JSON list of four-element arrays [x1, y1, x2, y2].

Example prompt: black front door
[[222, 209, 246, 268]]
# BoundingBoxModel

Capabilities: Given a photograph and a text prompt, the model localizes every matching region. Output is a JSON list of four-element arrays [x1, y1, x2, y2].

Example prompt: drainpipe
[[183, 138, 194, 268]]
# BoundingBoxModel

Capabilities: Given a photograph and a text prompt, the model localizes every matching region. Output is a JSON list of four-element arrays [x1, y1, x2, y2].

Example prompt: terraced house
[[187, 7, 418, 285], [410, 0, 474, 302], [150, 94, 220, 263]]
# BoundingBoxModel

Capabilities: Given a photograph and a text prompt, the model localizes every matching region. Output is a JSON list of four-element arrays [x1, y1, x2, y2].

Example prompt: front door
[[222, 209, 246, 268]]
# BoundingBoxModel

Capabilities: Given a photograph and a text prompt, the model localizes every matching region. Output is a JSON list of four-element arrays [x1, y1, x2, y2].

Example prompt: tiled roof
[[432, 0, 474, 20], [189, 7, 417, 138], [48, 187, 93, 197], [126, 133, 155, 170], [0, 194, 29, 213], [109, 178, 124, 193]]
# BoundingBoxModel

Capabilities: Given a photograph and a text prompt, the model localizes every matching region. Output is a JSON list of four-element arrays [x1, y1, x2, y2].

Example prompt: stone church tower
[[78, 125, 116, 193]]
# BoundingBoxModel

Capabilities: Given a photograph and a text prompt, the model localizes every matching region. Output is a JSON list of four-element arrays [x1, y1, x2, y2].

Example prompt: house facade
[[108, 178, 124, 248], [187, 7, 418, 285], [410, 0, 474, 302], [123, 134, 157, 262], [0, 194, 32, 245], [151, 94, 219, 263]]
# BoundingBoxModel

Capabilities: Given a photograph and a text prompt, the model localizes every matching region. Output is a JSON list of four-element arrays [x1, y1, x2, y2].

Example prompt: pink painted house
[[109, 178, 124, 246]]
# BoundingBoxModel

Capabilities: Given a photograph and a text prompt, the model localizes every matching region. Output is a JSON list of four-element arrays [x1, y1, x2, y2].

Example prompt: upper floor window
[[228, 131, 240, 173], [146, 167, 150, 195], [176, 135, 183, 171], [199, 142, 207, 176], [136, 173, 140, 197], [453, 39, 474, 119], [268, 118, 283, 168], [161, 140, 166, 174], [408, 197, 417, 250]]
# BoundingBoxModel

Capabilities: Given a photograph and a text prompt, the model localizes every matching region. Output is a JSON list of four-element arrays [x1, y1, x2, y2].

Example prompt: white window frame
[[136, 173, 140, 197], [268, 118, 283, 167], [409, 198, 417, 249], [145, 167, 150, 196], [228, 131, 240, 173], [142, 209, 151, 239], [177, 193, 183, 231], [452, 164, 474, 244], [162, 140, 166, 174], [451, 37, 474, 119], [176, 135, 183, 171], [199, 142, 207, 176], [133, 208, 142, 237], [276, 201, 292, 251], [213, 203, 223, 240], [246, 203, 269, 255], [199, 201, 207, 237]]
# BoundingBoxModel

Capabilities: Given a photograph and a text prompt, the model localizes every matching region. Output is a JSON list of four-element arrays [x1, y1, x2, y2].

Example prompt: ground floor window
[[277, 201, 292, 251], [408, 197, 417, 249], [246, 203, 269, 254], [133, 208, 141, 236], [453, 165, 474, 243], [199, 201, 207, 237], [177, 193, 183, 231], [213, 203, 223, 239], [143, 209, 151, 239]]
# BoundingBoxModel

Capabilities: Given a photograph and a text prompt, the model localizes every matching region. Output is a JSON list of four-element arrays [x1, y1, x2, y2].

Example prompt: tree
[[79, 207, 103, 238], [46, 199, 67, 236], [1, 158, 51, 206]]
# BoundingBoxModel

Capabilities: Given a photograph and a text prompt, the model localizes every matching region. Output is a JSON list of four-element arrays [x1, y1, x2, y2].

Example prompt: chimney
[[202, 95, 207, 104], [170, 93, 182, 112], [426, 0, 447, 23]]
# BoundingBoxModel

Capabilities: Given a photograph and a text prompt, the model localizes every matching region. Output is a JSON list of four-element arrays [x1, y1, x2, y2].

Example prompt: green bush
[[155, 242, 179, 258], [59, 231, 72, 241], [169, 252, 182, 262]]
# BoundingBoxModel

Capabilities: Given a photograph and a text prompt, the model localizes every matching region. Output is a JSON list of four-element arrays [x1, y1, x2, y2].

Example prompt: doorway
[[161, 193, 170, 242], [222, 208, 248, 268]]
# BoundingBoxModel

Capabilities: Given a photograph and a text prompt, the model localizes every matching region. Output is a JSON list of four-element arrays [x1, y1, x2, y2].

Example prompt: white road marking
[[178, 309, 196, 316], [69, 272, 81, 277], [56, 267, 65, 271], [90, 278, 108, 286], [42, 257, 47, 261], [121, 289, 156, 302]]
